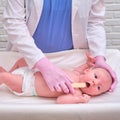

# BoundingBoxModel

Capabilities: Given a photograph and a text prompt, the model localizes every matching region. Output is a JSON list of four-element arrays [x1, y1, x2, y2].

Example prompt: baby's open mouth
[[86, 82, 90, 87]]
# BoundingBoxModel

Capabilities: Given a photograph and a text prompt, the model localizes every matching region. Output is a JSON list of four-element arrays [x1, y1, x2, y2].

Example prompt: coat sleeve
[[87, 0, 106, 57], [3, 0, 45, 69]]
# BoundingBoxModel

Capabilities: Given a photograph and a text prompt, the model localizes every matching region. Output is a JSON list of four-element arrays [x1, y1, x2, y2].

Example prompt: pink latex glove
[[94, 56, 118, 92], [35, 57, 75, 94]]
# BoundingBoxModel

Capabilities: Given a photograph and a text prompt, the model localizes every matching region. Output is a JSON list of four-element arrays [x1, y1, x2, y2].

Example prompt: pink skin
[[35, 57, 74, 94], [0, 67, 6, 72], [79, 68, 112, 96], [0, 57, 112, 104], [86, 53, 117, 92], [94, 56, 117, 92]]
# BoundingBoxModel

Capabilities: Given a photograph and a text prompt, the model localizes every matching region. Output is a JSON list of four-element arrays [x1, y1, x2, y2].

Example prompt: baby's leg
[[0, 66, 6, 72], [0, 72, 23, 93]]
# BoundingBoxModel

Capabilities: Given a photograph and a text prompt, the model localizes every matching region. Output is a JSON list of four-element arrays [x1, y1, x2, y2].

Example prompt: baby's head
[[80, 68, 112, 96]]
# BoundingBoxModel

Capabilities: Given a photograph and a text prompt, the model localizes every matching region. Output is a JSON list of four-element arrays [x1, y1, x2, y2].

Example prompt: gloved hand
[[94, 56, 118, 92], [35, 57, 75, 94]]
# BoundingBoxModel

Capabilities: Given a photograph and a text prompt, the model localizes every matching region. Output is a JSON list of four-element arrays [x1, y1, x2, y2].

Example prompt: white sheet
[[0, 49, 120, 120]]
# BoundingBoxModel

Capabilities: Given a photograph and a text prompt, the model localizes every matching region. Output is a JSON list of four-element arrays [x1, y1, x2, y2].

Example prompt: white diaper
[[11, 67, 37, 96]]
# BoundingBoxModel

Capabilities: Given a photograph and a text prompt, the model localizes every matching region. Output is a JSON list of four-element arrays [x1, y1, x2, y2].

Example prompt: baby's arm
[[74, 63, 90, 74], [74, 53, 95, 74], [9, 58, 28, 72], [56, 89, 90, 104]]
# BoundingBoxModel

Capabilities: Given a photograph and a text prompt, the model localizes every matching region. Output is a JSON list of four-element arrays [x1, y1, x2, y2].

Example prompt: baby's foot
[[0, 66, 6, 72]]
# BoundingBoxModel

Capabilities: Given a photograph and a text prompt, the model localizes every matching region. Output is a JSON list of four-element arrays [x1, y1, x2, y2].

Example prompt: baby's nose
[[87, 79, 100, 87], [93, 79, 100, 85]]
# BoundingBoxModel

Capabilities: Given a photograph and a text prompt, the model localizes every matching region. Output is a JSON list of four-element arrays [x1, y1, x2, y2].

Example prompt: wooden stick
[[72, 83, 86, 88]]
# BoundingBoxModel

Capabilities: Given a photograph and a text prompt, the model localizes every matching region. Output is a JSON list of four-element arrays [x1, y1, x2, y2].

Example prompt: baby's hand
[[86, 53, 95, 67], [82, 94, 91, 103]]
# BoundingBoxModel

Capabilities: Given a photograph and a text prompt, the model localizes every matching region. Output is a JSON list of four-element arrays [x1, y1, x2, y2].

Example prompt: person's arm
[[56, 89, 90, 104], [87, 0, 117, 91], [3, 0, 44, 68], [35, 58, 75, 94], [3, 0, 74, 94], [87, 0, 106, 57]]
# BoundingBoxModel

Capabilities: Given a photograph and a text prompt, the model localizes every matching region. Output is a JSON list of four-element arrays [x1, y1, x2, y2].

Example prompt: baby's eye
[[94, 74, 98, 79], [98, 86, 101, 90]]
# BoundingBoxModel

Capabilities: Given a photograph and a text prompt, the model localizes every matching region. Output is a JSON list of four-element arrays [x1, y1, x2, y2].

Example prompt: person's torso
[[33, 0, 73, 53]]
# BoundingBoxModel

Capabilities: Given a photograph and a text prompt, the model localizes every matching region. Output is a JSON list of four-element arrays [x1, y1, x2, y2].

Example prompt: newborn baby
[[0, 55, 112, 104]]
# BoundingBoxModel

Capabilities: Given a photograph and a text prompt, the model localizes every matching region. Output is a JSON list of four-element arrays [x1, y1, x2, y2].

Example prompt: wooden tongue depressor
[[72, 83, 86, 88]]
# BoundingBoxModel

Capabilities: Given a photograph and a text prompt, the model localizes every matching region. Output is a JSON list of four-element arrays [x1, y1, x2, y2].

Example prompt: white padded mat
[[0, 49, 120, 120]]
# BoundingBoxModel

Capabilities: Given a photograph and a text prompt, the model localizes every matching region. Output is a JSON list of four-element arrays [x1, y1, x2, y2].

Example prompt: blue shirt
[[33, 0, 73, 53]]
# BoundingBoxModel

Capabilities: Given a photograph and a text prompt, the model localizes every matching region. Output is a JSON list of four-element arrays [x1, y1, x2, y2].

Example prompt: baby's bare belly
[[34, 72, 63, 97]]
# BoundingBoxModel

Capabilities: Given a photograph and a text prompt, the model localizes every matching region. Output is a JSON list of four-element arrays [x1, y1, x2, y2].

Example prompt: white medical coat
[[3, 0, 106, 68]]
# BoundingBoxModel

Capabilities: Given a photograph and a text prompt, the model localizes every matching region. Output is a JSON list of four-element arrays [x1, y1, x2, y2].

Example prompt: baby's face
[[80, 68, 112, 96]]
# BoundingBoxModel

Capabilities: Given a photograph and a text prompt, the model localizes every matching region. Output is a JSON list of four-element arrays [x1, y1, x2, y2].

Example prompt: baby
[[0, 55, 112, 104]]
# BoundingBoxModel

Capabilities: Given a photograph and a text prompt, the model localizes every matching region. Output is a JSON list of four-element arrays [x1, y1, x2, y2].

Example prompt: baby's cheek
[[82, 74, 92, 82], [82, 87, 98, 96], [88, 88, 99, 96], [81, 88, 89, 94]]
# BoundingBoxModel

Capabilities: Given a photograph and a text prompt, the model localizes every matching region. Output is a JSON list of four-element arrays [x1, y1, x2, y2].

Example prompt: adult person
[[3, 0, 117, 94]]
